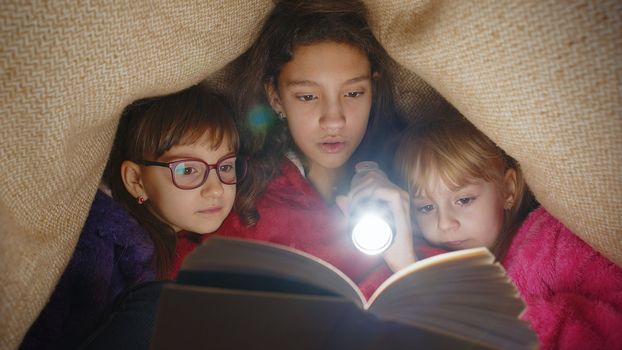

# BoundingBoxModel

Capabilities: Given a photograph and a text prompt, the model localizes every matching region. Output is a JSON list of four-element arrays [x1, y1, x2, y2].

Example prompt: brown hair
[[394, 113, 537, 260], [103, 84, 239, 278], [231, 0, 404, 225]]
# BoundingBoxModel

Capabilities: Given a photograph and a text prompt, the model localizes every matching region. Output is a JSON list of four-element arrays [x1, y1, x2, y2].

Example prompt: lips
[[197, 207, 222, 215], [444, 240, 467, 248], [319, 137, 346, 154]]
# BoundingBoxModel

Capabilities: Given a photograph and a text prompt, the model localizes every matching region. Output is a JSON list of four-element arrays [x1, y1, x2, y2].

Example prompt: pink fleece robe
[[502, 207, 622, 349]]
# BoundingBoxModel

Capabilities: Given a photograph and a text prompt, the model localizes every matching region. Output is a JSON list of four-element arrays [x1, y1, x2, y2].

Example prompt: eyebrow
[[160, 152, 236, 163], [159, 147, 235, 161], [286, 74, 371, 87]]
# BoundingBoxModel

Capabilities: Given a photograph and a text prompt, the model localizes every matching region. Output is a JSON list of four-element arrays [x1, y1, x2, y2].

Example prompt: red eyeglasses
[[138, 153, 247, 190]]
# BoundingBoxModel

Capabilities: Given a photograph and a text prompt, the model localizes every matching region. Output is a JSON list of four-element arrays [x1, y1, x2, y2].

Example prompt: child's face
[[140, 134, 236, 234], [412, 178, 506, 251], [269, 41, 373, 175]]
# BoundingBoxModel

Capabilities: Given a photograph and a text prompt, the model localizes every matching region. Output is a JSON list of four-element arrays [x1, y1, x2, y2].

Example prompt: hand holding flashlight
[[338, 161, 417, 271], [348, 162, 395, 255]]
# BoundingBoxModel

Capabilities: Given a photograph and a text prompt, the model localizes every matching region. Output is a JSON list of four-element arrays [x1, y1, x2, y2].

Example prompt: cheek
[[287, 122, 309, 142], [415, 215, 438, 239], [352, 114, 370, 136], [285, 113, 314, 137], [286, 129, 310, 155], [223, 186, 236, 211], [347, 101, 371, 126], [143, 178, 172, 210], [146, 194, 186, 231], [471, 202, 505, 243]]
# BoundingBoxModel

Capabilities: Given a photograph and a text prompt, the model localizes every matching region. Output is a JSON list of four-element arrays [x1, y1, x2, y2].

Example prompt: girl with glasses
[[107, 83, 244, 278], [21, 84, 244, 349]]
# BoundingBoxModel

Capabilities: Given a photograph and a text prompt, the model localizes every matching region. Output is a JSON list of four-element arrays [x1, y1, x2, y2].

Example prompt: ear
[[502, 168, 518, 209], [264, 81, 284, 114], [372, 71, 381, 80], [121, 160, 147, 201]]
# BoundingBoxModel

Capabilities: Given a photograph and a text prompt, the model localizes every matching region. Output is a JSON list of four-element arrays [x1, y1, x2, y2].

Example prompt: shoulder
[[261, 158, 322, 208], [503, 206, 622, 294], [508, 206, 594, 258], [73, 190, 156, 280], [82, 190, 152, 249]]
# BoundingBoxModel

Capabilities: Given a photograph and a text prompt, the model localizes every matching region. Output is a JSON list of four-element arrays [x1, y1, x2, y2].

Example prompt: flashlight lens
[[351, 213, 393, 255]]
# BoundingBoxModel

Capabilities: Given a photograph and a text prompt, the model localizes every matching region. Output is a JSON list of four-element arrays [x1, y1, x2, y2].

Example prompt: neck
[[307, 165, 346, 204]]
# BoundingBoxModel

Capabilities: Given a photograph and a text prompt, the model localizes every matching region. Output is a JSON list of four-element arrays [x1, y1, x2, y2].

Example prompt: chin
[[199, 225, 221, 234], [322, 158, 350, 169], [184, 222, 221, 235]]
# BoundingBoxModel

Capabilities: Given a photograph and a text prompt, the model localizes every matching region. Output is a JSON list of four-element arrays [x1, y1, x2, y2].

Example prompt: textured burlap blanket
[[1, 1, 620, 348]]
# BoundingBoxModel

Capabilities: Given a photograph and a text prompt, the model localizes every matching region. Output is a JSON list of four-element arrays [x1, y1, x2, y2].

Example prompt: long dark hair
[[103, 84, 239, 278], [232, 0, 404, 226]]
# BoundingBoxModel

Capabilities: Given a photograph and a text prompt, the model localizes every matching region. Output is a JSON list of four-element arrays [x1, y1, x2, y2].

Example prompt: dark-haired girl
[[21, 84, 244, 349]]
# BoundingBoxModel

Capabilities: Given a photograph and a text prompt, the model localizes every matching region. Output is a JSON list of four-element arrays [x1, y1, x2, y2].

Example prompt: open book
[[151, 237, 537, 350]]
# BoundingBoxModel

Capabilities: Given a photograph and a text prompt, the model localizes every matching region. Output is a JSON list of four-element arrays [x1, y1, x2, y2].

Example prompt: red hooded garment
[[208, 159, 396, 298], [191, 159, 442, 298]]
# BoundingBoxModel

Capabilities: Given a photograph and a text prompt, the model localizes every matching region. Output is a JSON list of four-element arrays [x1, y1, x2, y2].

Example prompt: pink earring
[[137, 196, 145, 204]]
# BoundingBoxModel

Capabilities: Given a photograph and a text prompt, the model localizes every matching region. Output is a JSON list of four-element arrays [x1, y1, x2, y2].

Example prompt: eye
[[345, 91, 364, 98], [456, 197, 475, 206], [175, 163, 199, 176], [417, 204, 435, 214], [218, 164, 235, 173], [218, 158, 236, 172], [296, 94, 316, 102]]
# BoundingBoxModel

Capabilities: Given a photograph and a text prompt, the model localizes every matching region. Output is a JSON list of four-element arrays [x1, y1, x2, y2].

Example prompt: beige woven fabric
[[0, 1, 271, 348], [1, 0, 620, 348], [369, 0, 621, 263]]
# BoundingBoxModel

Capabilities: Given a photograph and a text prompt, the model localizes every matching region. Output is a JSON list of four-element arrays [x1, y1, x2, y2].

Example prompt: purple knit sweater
[[20, 190, 157, 349]]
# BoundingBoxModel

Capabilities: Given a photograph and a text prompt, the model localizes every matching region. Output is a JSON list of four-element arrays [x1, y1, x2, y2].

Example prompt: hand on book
[[336, 166, 417, 272]]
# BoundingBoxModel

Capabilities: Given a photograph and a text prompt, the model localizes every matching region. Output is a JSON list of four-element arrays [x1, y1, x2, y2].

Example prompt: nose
[[200, 169, 224, 197], [437, 208, 459, 232], [319, 98, 346, 131]]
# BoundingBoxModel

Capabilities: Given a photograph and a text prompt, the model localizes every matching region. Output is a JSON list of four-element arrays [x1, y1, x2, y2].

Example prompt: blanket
[[1, 1, 620, 348]]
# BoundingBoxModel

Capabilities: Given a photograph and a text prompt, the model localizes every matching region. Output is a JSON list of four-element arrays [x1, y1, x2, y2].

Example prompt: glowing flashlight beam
[[351, 213, 393, 255]]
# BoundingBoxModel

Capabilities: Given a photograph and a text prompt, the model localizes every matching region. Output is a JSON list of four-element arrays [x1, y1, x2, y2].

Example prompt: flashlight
[[349, 162, 395, 255]]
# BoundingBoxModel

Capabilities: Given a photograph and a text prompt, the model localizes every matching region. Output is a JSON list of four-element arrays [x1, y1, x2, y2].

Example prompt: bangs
[[409, 140, 500, 197], [128, 85, 239, 161], [174, 113, 238, 154], [396, 118, 507, 198]]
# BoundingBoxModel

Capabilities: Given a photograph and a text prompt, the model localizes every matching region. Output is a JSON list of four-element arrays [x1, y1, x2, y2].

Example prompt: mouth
[[318, 140, 345, 154], [197, 207, 222, 215], [444, 240, 468, 248]]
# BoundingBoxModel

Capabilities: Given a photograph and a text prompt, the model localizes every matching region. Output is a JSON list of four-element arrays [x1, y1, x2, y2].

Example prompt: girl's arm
[[503, 207, 622, 350], [337, 165, 417, 272]]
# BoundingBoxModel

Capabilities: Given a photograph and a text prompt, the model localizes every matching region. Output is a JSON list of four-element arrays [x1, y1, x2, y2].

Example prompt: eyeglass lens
[[172, 157, 242, 188]]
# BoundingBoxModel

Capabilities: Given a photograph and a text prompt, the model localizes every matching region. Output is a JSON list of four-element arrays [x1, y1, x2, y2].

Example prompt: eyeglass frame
[[136, 153, 247, 190]]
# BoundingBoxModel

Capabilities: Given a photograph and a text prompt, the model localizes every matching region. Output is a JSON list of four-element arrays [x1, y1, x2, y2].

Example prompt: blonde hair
[[394, 113, 536, 259]]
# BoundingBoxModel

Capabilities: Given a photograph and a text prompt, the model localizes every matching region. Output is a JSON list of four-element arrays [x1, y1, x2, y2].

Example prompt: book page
[[180, 237, 366, 308], [366, 248, 537, 349], [367, 247, 495, 305]]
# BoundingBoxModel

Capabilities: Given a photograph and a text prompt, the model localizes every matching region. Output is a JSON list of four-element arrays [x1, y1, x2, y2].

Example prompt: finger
[[350, 185, 405, 211], [335, 195, 349, 216], [348, 172, 392, 200]]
